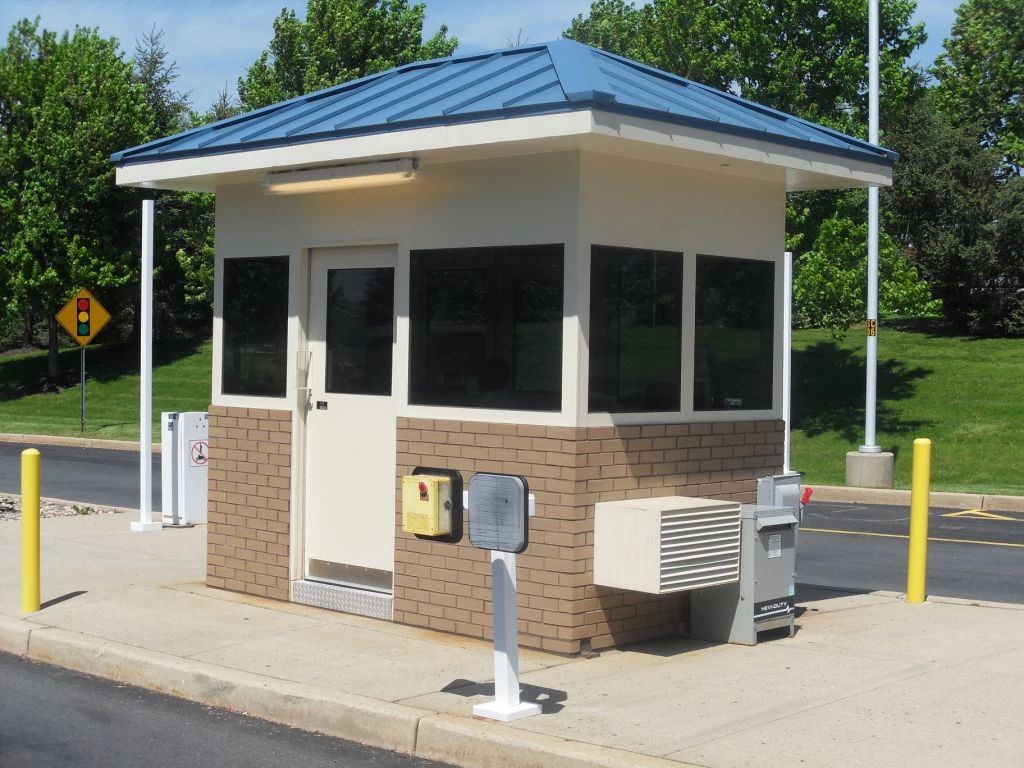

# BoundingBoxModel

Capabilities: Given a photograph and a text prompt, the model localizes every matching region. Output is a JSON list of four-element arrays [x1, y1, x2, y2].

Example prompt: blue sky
[[0, 0, 961, 111]]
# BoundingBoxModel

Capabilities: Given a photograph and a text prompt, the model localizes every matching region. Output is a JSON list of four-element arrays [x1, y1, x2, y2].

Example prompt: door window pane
[[222, 256, 289, 397], [589, 245, 683, 412], [325, 267, 395, 395], [694, 255, 774, 410], [409, 245, 563, 410]]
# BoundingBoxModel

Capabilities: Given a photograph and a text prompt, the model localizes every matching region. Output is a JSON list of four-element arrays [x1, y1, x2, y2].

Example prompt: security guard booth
[[113, 40, 895, 654]]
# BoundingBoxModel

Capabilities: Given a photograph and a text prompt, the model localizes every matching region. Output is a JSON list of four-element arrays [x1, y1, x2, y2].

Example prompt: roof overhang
[[115, 109, 892, 194]]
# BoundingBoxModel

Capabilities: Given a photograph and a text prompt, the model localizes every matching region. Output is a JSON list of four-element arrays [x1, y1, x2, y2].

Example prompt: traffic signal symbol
[[77, 298, 90, 336]]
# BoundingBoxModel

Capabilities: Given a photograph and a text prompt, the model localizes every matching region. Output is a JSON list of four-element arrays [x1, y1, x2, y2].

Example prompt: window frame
[[692, 252, 777, 413], [587, 244, 685, 414], [407, 243, 566, 413], [219, 254, 292, 400]]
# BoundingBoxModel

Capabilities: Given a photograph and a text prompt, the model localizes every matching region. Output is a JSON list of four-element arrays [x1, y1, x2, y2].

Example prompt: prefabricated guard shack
[[113, 40, 894, 654]]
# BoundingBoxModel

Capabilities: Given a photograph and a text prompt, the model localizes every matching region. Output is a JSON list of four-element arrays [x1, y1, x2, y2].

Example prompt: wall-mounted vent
[[594, 496, 742, 594]]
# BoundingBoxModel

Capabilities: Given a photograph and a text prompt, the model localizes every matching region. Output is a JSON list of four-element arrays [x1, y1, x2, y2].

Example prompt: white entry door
[[305, 245, 398, 592]]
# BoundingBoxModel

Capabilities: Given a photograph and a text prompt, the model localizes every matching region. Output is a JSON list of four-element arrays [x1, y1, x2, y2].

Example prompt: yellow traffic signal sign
[[56, 288, 112, 346]]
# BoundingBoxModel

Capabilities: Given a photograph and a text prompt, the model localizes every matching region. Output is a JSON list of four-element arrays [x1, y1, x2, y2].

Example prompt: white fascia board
[[115, 109, 892, 193], [591, 112, 893, 189], [115, 112, 595, 191]]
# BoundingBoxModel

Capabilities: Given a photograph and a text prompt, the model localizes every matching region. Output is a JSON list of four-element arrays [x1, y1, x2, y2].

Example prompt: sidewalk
[[1, 514, 1022, 768]]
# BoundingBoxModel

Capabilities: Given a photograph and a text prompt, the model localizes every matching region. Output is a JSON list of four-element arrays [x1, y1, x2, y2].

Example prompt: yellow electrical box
[[402, 474, 452, 536]]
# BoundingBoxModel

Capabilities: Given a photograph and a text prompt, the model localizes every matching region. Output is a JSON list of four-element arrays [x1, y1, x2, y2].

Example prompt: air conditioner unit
[[594, 496, 742, 594]]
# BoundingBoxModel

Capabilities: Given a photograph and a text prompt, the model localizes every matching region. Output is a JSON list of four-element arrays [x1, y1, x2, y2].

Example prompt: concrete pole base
[[845, 451, 895, 489]]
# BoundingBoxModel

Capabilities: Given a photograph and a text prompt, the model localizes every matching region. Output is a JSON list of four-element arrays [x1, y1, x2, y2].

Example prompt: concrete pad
[[845, 451, 895, 489], [795, 597, 1024, 665], [405, 638, 927, 757], [27, 585, 323, 657], [0, 513, 205, 616], [669, 651, 1023, 768], [416, 713, 696, 768], [27, 626, 424, 755], [0, 614, 33, 655], [189, 616, 564, 702]]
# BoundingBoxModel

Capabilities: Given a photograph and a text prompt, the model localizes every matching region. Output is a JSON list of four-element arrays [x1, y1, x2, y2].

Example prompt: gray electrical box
[[690, 504, 799, 645], [468, 473, 529, 553], [757, 472, 802, 513]]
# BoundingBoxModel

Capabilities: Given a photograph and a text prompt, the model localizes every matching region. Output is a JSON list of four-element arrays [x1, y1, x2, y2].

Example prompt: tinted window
[[589, 246, 683, 412], [222, 256, 289, 396], [409, 245, 563, 410], [325, 267, 395, 395], [694, 255, 774, 410]]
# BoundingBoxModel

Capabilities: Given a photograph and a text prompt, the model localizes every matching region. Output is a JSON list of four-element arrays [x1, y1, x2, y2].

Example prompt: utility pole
[[846, 0, 895, 488]]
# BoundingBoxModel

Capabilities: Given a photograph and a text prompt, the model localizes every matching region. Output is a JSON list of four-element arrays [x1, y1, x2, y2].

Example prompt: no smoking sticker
[[189, 440, 209, 467]]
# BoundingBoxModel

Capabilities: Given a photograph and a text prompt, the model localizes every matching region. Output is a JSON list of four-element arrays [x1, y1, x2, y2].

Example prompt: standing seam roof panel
[[111, 39, 897, 167]]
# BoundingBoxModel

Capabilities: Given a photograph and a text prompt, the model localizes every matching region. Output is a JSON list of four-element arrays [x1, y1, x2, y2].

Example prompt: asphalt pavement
[[798, 501, 1024, 604], [0, 652, 451, 768], [0, 442, 160, 511]]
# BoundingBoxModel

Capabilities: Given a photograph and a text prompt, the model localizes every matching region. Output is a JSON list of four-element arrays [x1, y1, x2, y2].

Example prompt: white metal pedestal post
[[473, 551, 541, 722], [132, 200, 161, 533], [783, 251, 793, 474]]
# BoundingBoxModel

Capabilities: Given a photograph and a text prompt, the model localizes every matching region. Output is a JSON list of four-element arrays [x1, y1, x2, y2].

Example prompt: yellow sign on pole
[[55, 288, 112, 347]]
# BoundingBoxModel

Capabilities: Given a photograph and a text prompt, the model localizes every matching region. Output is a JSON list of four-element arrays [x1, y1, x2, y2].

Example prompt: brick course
[[395, 418, 783, 654], [207, 405, 291, 601]]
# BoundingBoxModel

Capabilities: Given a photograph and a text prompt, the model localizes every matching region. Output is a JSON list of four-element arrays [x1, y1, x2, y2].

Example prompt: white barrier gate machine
[[161, 411, 209, 526]]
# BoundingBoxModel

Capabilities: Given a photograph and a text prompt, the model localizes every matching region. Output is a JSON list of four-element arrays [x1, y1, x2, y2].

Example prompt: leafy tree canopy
[[239, 0, 458, 110], [0, 18, 153, 375], [933, 0, 1024, 172], [793, 216, 939, 335]]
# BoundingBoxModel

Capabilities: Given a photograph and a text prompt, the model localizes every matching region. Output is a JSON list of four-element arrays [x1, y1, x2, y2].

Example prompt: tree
[[565, 0, 925, 136], [0, 20, 153, 377], [933, 0, 1024, 171], [879, 89, 1024, 334], [133, 26, 190, 136], [238, 0, 457, 110], [793, 217, 939, 334]]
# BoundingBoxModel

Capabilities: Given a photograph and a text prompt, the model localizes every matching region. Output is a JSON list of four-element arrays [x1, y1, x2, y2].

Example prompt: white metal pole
[[783, 251, 793, 473], [472, 551, 540, 722], [132, 200, 161, 532], [861, 0, 881, 453]]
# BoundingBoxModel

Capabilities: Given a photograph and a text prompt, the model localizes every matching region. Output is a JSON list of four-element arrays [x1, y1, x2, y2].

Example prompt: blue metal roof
[[112, 39, 896, 167]]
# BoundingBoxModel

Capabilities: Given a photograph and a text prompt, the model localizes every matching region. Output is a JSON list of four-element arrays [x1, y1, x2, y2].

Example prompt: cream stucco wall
[[576, 152, 787, 426], [212, 148, 785, 428]]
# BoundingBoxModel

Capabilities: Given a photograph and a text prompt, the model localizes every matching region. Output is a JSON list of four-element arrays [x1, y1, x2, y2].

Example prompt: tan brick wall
[[207, 405, 291, 601], [395, 418, 783, 654]]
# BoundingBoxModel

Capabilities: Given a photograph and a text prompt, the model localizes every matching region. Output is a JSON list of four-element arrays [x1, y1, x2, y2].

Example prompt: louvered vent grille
[[594, 496, 742, 594], [659, 507, 741, 592]]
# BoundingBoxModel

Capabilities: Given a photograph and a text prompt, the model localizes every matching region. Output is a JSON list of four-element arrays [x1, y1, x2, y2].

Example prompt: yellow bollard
[[906, 438, 931, 603], [21, 448, 41, 613]]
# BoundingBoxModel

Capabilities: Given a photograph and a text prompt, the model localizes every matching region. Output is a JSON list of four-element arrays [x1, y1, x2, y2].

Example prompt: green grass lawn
[[0, 339, 212, 441], [791, 322, 1024, 496]]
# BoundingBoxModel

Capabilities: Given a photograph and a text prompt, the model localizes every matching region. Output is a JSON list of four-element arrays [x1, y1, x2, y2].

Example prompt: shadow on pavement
[[441, 678, 568, 714], [40, 590, 88, 610]]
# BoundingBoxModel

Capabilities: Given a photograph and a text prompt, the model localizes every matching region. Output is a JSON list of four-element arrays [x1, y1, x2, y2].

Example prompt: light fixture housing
[[262, 159, 419, 195]]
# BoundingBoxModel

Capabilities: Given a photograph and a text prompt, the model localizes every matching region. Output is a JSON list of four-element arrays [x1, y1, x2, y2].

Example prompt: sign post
[[467, 473, 540, 722], [55, 288, 113, 433]]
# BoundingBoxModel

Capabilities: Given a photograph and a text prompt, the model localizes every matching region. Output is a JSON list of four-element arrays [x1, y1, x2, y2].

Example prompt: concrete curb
[[809, 484, 1024, 513], [0, 615, 699, 768], [0, 433, 159, 453], [416, 714, 695, 768]]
